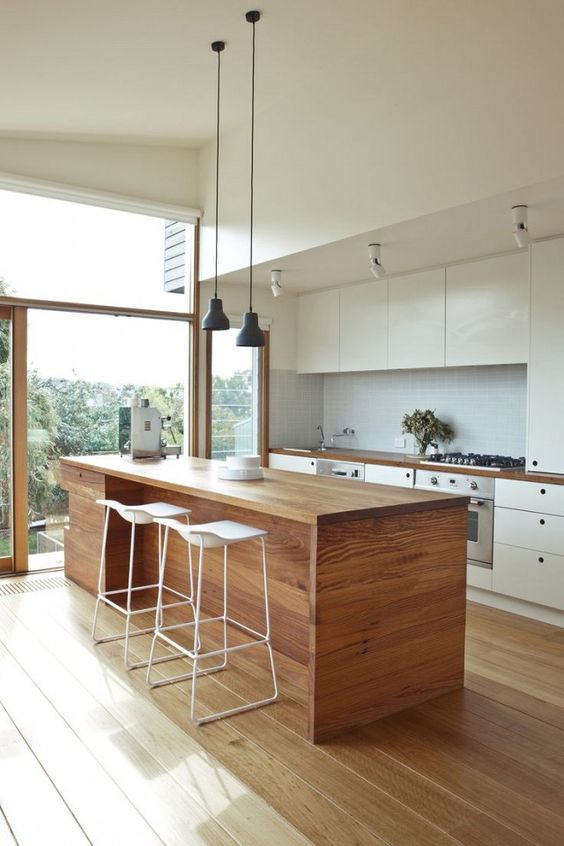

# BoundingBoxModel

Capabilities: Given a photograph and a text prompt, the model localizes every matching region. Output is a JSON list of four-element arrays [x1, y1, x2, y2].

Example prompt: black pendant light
[[202, 40, 230, 332], [236, 10, 265, 347]]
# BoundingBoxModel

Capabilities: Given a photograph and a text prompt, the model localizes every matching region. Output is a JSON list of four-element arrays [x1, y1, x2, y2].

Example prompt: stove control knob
[[469, 481, 478, 490], [430, 476, 438, 486]]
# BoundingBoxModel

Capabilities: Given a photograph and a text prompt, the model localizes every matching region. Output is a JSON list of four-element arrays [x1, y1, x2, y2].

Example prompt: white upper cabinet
[[528, 237, 564, 473], [445, 252, 529, 366], [388, 268, 445, 369], [339, 280, 388, 372], [297, 289, 340, 373]]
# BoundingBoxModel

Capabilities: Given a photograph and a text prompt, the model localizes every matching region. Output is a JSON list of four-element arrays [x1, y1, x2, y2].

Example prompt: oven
[[414, 469, 494, 569], [316, 458, 365, 480]]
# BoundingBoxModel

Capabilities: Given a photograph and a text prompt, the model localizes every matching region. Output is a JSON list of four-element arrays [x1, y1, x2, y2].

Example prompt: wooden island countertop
[[60, 454, 469, 742], [60, 454, 466, 525]]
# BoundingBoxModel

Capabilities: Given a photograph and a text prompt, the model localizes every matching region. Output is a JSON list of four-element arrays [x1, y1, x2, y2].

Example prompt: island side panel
[[61, 465, 146, 594], [309, 504, 467, 742], [140, 484, 312, 667]]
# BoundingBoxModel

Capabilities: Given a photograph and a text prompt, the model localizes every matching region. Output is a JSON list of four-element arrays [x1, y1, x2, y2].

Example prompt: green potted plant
[[401, 409, 454, 456]]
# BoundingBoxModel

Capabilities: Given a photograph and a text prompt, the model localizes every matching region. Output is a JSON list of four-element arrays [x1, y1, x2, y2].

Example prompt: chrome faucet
[[330, 426, 356, 445], [316, 425, 326, 451]]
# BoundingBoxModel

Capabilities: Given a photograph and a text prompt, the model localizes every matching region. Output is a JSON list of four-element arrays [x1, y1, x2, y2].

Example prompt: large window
[[26, 310, 189, 570], [0, 190, 194, 312], [208, 328, 268, 462], [0, 186, 196, 574]]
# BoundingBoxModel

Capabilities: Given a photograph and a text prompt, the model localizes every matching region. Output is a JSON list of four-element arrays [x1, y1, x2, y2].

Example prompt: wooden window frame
[[205, 329, 270, 467]]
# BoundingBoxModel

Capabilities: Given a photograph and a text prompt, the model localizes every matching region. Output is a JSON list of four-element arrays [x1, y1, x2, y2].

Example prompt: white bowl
[[226, 454, 261, 470], [217, 466, 263, 481]]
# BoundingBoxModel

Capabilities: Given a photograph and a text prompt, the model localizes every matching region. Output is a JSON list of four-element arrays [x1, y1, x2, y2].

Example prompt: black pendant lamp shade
[[236, 11, 265, 348], [236, 310, 264, 346], [202, 40, 230, 332]]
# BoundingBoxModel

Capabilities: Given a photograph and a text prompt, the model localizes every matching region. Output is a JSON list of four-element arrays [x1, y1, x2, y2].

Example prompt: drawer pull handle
[[540, 518, 545, 525], [540, 488, 546, 495], [406, 472, 411, 478], [533, 460, 538, 466], [539, 556, 544, 563]]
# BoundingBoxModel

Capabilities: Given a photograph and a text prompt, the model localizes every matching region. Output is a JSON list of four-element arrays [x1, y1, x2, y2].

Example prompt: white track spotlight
[[271, 269, 283, 297], [512, 205, 531, 249], [368, 243, 386, 279]]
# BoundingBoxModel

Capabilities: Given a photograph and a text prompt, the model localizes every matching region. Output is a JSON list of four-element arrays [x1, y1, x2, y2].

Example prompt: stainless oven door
[[467, 497, 493, 568]]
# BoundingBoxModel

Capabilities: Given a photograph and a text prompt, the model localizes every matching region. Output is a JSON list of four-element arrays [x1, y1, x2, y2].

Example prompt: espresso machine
[[119, 399, 182, 460]]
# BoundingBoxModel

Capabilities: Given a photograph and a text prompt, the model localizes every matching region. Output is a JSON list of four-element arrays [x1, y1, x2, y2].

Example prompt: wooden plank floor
[[1, 577, 563, 845]]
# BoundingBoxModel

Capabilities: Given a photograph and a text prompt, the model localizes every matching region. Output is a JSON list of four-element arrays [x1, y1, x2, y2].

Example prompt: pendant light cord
[[214, 47, 221, 299], [249, 17, 256, 312]]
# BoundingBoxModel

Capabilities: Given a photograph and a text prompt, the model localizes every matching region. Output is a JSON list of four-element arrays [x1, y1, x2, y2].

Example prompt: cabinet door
[[268, 453, 317, 474], [339, 280, 387, 372], [297, 289, 339, 373], [445, 252, 529, 366], [388, 269, 445, 369], [494, 507, 564, 555], [364, 463, 414, 487], [495, 478, 564, 516], [493, 542, 564, 610], [528, 238, 564, 473]]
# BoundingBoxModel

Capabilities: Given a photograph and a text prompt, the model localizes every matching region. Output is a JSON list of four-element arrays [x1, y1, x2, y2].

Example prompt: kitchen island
[[60, 454, 469, 742]]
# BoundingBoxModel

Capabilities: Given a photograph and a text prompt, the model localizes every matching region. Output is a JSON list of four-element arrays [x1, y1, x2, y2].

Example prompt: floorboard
[[1, 581, 563, 846]]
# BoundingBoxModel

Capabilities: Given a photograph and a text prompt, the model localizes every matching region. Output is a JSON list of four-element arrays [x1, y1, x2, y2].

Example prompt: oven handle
[[470, 498, 486, 506], [331, 470, 348, 477]]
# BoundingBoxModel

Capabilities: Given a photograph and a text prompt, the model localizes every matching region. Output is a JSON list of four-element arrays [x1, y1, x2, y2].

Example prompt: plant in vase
[[401, 409, 454, 456]]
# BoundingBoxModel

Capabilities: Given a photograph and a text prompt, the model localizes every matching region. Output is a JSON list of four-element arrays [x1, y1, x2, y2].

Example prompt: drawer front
[[493, 542, 564, 610], [59, 464, 106, 499], [494, 507, 564, 555], [467, 563, 492, 590], [268, 454, 317, 474], [496, 478, 564, 516], [364, 464, 414, 488]]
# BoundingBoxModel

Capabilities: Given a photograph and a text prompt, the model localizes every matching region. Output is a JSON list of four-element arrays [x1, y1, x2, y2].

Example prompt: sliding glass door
[[26, 309, 190, 571], [0, 308, 12, 572]]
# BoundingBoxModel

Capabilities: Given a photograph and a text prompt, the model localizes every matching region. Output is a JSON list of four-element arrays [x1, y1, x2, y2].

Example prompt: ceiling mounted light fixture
[[202, 40, 230, 332], [271, 269, 283, 297], [368, 243, 386, 279], [236, 10, 265, 347], [512, 204, 531, 249]]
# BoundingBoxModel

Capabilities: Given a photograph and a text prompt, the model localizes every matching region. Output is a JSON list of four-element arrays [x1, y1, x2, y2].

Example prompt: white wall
[[0, 138, 199, 208]]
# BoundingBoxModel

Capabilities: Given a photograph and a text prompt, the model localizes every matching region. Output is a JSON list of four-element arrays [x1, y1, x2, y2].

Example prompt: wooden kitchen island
[[60, 455, 469, 743]]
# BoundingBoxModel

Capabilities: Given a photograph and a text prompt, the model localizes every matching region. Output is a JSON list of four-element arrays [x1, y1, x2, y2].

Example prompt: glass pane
[[210, 328, 261, 461], [0, 311, 12, 570], [0, 189, 194, 313], [468, 510, 479, 544], [27, 310, 189, 571]]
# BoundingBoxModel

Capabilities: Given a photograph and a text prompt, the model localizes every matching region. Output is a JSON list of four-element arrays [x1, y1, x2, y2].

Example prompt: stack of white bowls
[[217, 454, 263, 481]]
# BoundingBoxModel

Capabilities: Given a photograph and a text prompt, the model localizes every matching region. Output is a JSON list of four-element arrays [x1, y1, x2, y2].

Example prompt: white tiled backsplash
[[323, 365, 527, 456], [270, 370, 324, 448], [270, 364, 527, 455]]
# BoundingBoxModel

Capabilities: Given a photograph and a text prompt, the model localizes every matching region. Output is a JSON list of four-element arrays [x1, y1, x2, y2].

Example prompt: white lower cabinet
[[467, 564, 493, 591], [494, 507, 564, 556], [364, 464, 414, 488], [493, 543, 564, 611], [493, 478, 564, 611], [268, 453, 317, 474]]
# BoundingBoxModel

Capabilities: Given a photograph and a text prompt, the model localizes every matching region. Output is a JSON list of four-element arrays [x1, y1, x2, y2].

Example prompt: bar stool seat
[[92, 498, 193, 669], [146, 517, 278, 725]]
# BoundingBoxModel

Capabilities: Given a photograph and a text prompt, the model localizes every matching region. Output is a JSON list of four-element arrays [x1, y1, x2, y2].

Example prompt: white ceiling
[[216, 175, 564, 293]]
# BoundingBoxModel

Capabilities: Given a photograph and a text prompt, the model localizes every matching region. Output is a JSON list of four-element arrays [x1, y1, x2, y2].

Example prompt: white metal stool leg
[[92, 500, 193, 669], [146, 517, 279, 725]]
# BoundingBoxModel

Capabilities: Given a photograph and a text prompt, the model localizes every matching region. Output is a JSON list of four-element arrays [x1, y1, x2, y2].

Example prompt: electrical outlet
[[394, 436, 406, 449]]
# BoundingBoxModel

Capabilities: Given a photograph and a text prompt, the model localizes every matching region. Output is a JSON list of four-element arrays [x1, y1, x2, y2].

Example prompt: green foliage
[[401, 408, 454, 456], [210, 370, 252, 460]]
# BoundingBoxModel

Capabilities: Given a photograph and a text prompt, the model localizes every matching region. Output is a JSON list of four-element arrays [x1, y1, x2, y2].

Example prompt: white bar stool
[[146, 518, 279, 725], [92, 499, 193, 669]]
